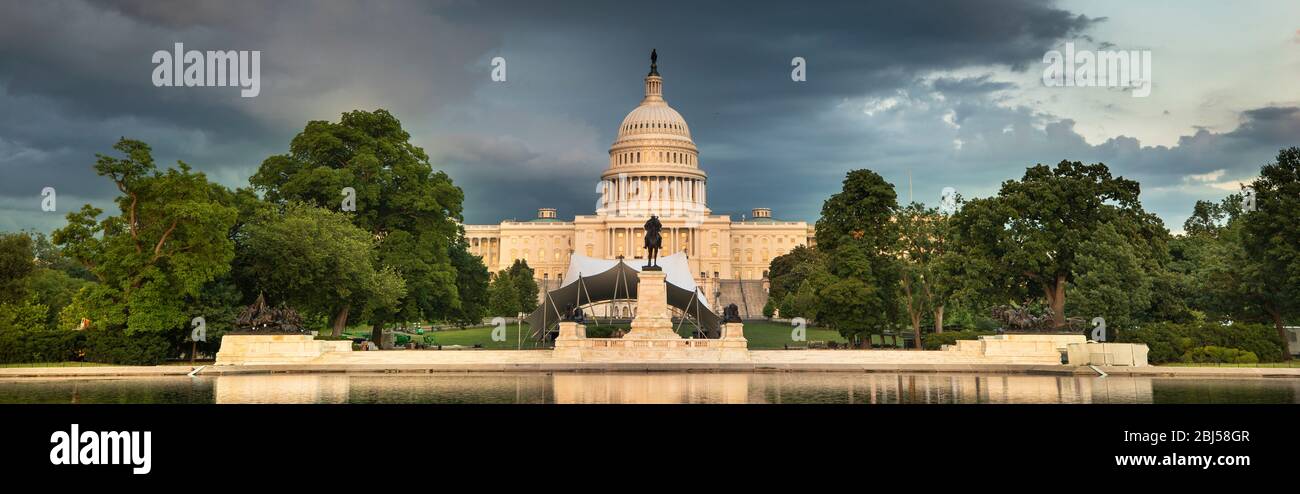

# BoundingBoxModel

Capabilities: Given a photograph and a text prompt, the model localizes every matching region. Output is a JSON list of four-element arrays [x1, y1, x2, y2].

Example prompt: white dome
[[597, 51, 710, 219], [606, 54, 700, 170], [616, 103, 692, 141]]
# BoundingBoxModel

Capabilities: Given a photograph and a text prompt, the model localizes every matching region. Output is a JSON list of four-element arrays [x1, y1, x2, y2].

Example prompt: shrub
[[1181, 346, 1259, 364], [921, 330, 995, 350], [0, 329, 84, 364], [82, 327, 171, 365], [1117, 322, 1285, 363], [762, 298, 775, 319], [583, 324, 620, 338]]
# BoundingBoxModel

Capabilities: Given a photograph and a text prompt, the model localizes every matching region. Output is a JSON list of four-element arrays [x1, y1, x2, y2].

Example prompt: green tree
[[448, 240, 490, 326], [951, 160, 1148, 327], [251, 109, 465, 344], [767, 245, 823, 304], [778, 292, 796, 318], [488, 272, 521, 317], [813, 169, 901, 346], [0, 232, 36, 305], [1240, 147, 1300, 358], [896, 203, 932, 345], [790, 279, 822, 321], [1066, 223, 1153, 329], [506, 259, 539, 314], [896, 201, 963, 339], [23, 268, 88, 329], [237, 203, 406, 337], [53, 138, 238, 338]]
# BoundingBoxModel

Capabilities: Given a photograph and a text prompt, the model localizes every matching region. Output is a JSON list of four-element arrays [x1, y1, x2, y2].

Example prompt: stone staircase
[[714, 280, 768, 319]]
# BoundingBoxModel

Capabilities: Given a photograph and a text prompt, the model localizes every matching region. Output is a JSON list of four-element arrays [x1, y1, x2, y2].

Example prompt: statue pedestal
[[625, 270, 681, 340], [721, 322, 746, 342], [553, 321, 587, 360], [215, 334, 352, 365], [550, 268, 748, 362]]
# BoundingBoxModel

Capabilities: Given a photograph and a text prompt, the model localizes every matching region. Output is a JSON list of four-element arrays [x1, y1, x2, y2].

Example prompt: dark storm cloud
[[0, 0, 1292, 236]]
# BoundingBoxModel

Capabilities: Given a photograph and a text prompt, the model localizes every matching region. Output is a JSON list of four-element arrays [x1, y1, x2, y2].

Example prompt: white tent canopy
[[525, 253, 719, 340], [559, 252, 709, 309]]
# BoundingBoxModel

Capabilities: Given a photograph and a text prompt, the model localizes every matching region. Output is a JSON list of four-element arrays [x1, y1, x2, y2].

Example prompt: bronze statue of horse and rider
[[643, 214, 663, 270]]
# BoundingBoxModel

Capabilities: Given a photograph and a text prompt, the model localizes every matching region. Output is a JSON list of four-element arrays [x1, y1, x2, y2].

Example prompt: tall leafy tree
[[506, 259, 539, 314], [1065, 223, 1154, 329], [251, 109, 465, 343], [896, 201, 963, 336], [488, 272, 521, 317], [237, 203, 405, 337], [0, 232, 35, 305], [53, 138, 238, 336], [1240, 147, 1300, 358], [951, 160, 1147, 327], [767, 245, 823, 305], [448, 240, 490, 326], [814, 169, 901, 346]]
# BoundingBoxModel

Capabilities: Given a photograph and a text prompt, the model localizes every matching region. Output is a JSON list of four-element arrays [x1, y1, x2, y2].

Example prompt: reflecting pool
[[1, 372, 1298, 404]]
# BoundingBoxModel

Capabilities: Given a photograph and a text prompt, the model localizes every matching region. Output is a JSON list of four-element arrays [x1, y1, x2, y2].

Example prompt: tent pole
[[546, 291, 563, 344], [675, 294, 690, 334], [696, 288, 705, 338], [537, 292, 547, 345]]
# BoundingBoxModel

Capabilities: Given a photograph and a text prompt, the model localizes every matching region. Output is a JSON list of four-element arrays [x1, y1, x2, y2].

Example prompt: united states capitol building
[[464, 53, 814, 316]]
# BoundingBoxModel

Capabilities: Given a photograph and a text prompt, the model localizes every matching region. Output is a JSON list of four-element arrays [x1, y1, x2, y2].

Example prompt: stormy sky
[[1, 0, 1297, 234]]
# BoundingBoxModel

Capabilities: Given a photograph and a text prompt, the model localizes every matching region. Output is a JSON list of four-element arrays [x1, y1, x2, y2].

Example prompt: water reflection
[[1, 373, 1297, 404]]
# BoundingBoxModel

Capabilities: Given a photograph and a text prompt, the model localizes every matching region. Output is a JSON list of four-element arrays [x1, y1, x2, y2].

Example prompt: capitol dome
[[598, 50, 708, 218], [606, 50, 701, 172]]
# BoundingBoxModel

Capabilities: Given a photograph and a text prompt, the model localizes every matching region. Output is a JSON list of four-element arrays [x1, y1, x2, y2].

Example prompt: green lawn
[[740, 320, 847, 349], [376, 319, 850, 350]]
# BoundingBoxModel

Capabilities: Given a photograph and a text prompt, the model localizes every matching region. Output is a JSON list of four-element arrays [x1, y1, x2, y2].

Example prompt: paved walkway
[[2, 351, 1299, 378]]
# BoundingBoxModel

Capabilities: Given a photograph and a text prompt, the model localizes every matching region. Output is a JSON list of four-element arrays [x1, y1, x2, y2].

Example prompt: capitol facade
[[463, 53, 814, 315]]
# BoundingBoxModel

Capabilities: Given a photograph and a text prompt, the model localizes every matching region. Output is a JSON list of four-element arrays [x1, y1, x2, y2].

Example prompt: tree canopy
[[950, 160, 1153, 327], [237, 202, 406, 337], [250, 109, 466, 341], [53, 138, 238, 334]]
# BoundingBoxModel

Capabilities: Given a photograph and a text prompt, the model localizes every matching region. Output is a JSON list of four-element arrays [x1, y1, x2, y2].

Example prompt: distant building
[[463, 53, 813, 316]]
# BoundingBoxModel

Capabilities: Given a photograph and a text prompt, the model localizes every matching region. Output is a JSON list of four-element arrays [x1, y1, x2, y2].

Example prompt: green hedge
[[1, 326, 174, 366], [1181, 346, 1259, 364], [81, 328, 172, 366], [0, 329, 84, 364], [1117, 322, 1285, 364], [920, 330, 995, 350]]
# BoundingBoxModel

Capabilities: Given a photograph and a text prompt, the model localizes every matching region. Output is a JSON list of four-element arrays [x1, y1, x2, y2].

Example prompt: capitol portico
[[463, 52, 814, 316]]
